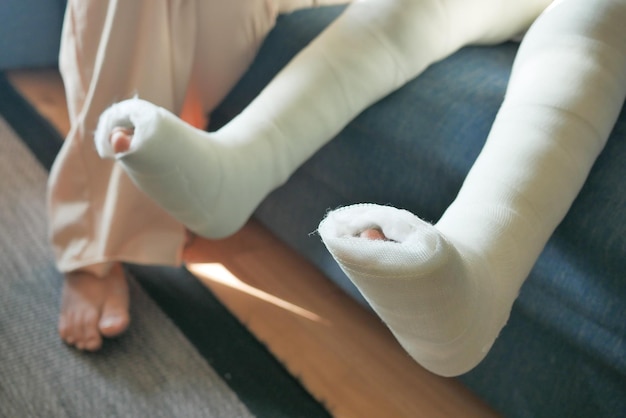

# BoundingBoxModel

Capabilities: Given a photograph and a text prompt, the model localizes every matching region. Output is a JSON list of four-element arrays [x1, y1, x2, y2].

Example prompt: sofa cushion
[[0, 0, 66, 69]]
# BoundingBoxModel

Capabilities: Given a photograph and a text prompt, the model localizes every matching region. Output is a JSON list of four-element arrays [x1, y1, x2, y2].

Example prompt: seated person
[[51, 0, 626, 377]]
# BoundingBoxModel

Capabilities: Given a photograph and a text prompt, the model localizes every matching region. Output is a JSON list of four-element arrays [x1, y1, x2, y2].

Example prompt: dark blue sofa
[[4, 3, 624, 417]]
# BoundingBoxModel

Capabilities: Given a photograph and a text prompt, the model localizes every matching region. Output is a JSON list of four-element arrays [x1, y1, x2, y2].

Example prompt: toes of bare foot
[[359, 228, 388, 241], [110, 127, 134, 153], [58, 308, 103, 351], [59, 263, 130, 351]]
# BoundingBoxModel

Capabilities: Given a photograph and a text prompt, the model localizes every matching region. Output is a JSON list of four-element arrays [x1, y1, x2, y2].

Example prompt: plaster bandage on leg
[[94, 0, 550, 239], [319, 0, 626, 376]]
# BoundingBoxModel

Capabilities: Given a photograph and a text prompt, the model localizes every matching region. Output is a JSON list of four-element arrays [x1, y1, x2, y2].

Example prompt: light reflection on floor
[[187, 262, 330, 325]]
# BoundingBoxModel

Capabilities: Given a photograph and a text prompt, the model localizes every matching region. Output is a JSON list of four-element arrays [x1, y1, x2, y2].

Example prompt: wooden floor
[[7, 68, 499, 418]]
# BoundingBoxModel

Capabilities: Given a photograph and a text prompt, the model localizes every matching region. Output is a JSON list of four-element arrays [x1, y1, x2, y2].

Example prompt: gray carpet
[[0, 115, 254, 418]]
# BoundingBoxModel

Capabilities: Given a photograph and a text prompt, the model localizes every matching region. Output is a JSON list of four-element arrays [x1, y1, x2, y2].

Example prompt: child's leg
[[51, 0, 199, 351], [52, 0, 280, 350], [51, 0, 198, 276], [95, 0, 550, 239], [319, 0, 626, 376]]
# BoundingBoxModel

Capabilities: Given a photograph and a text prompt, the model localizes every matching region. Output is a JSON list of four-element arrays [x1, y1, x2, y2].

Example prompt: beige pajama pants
[[49, 0, 348, 276]]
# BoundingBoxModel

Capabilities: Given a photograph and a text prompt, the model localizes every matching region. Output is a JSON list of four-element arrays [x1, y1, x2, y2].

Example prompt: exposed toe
[[99, 314, 130, 338], [84, 336, 103, 352], [359, 228, 388, 241], [110, 127, 134, 153]]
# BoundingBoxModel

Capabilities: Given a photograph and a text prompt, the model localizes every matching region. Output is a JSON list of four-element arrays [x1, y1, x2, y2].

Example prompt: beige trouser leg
[[49, 0, 287, 276]]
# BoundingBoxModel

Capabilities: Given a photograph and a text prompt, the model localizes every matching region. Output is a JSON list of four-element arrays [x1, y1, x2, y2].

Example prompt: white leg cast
[[94, 0, 550, 238], [319, 0, 626, 376]]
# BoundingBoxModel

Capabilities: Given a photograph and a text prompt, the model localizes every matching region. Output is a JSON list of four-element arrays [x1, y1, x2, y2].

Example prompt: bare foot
[[58, 262, 130, 351], [110, 127, 134, 153]]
